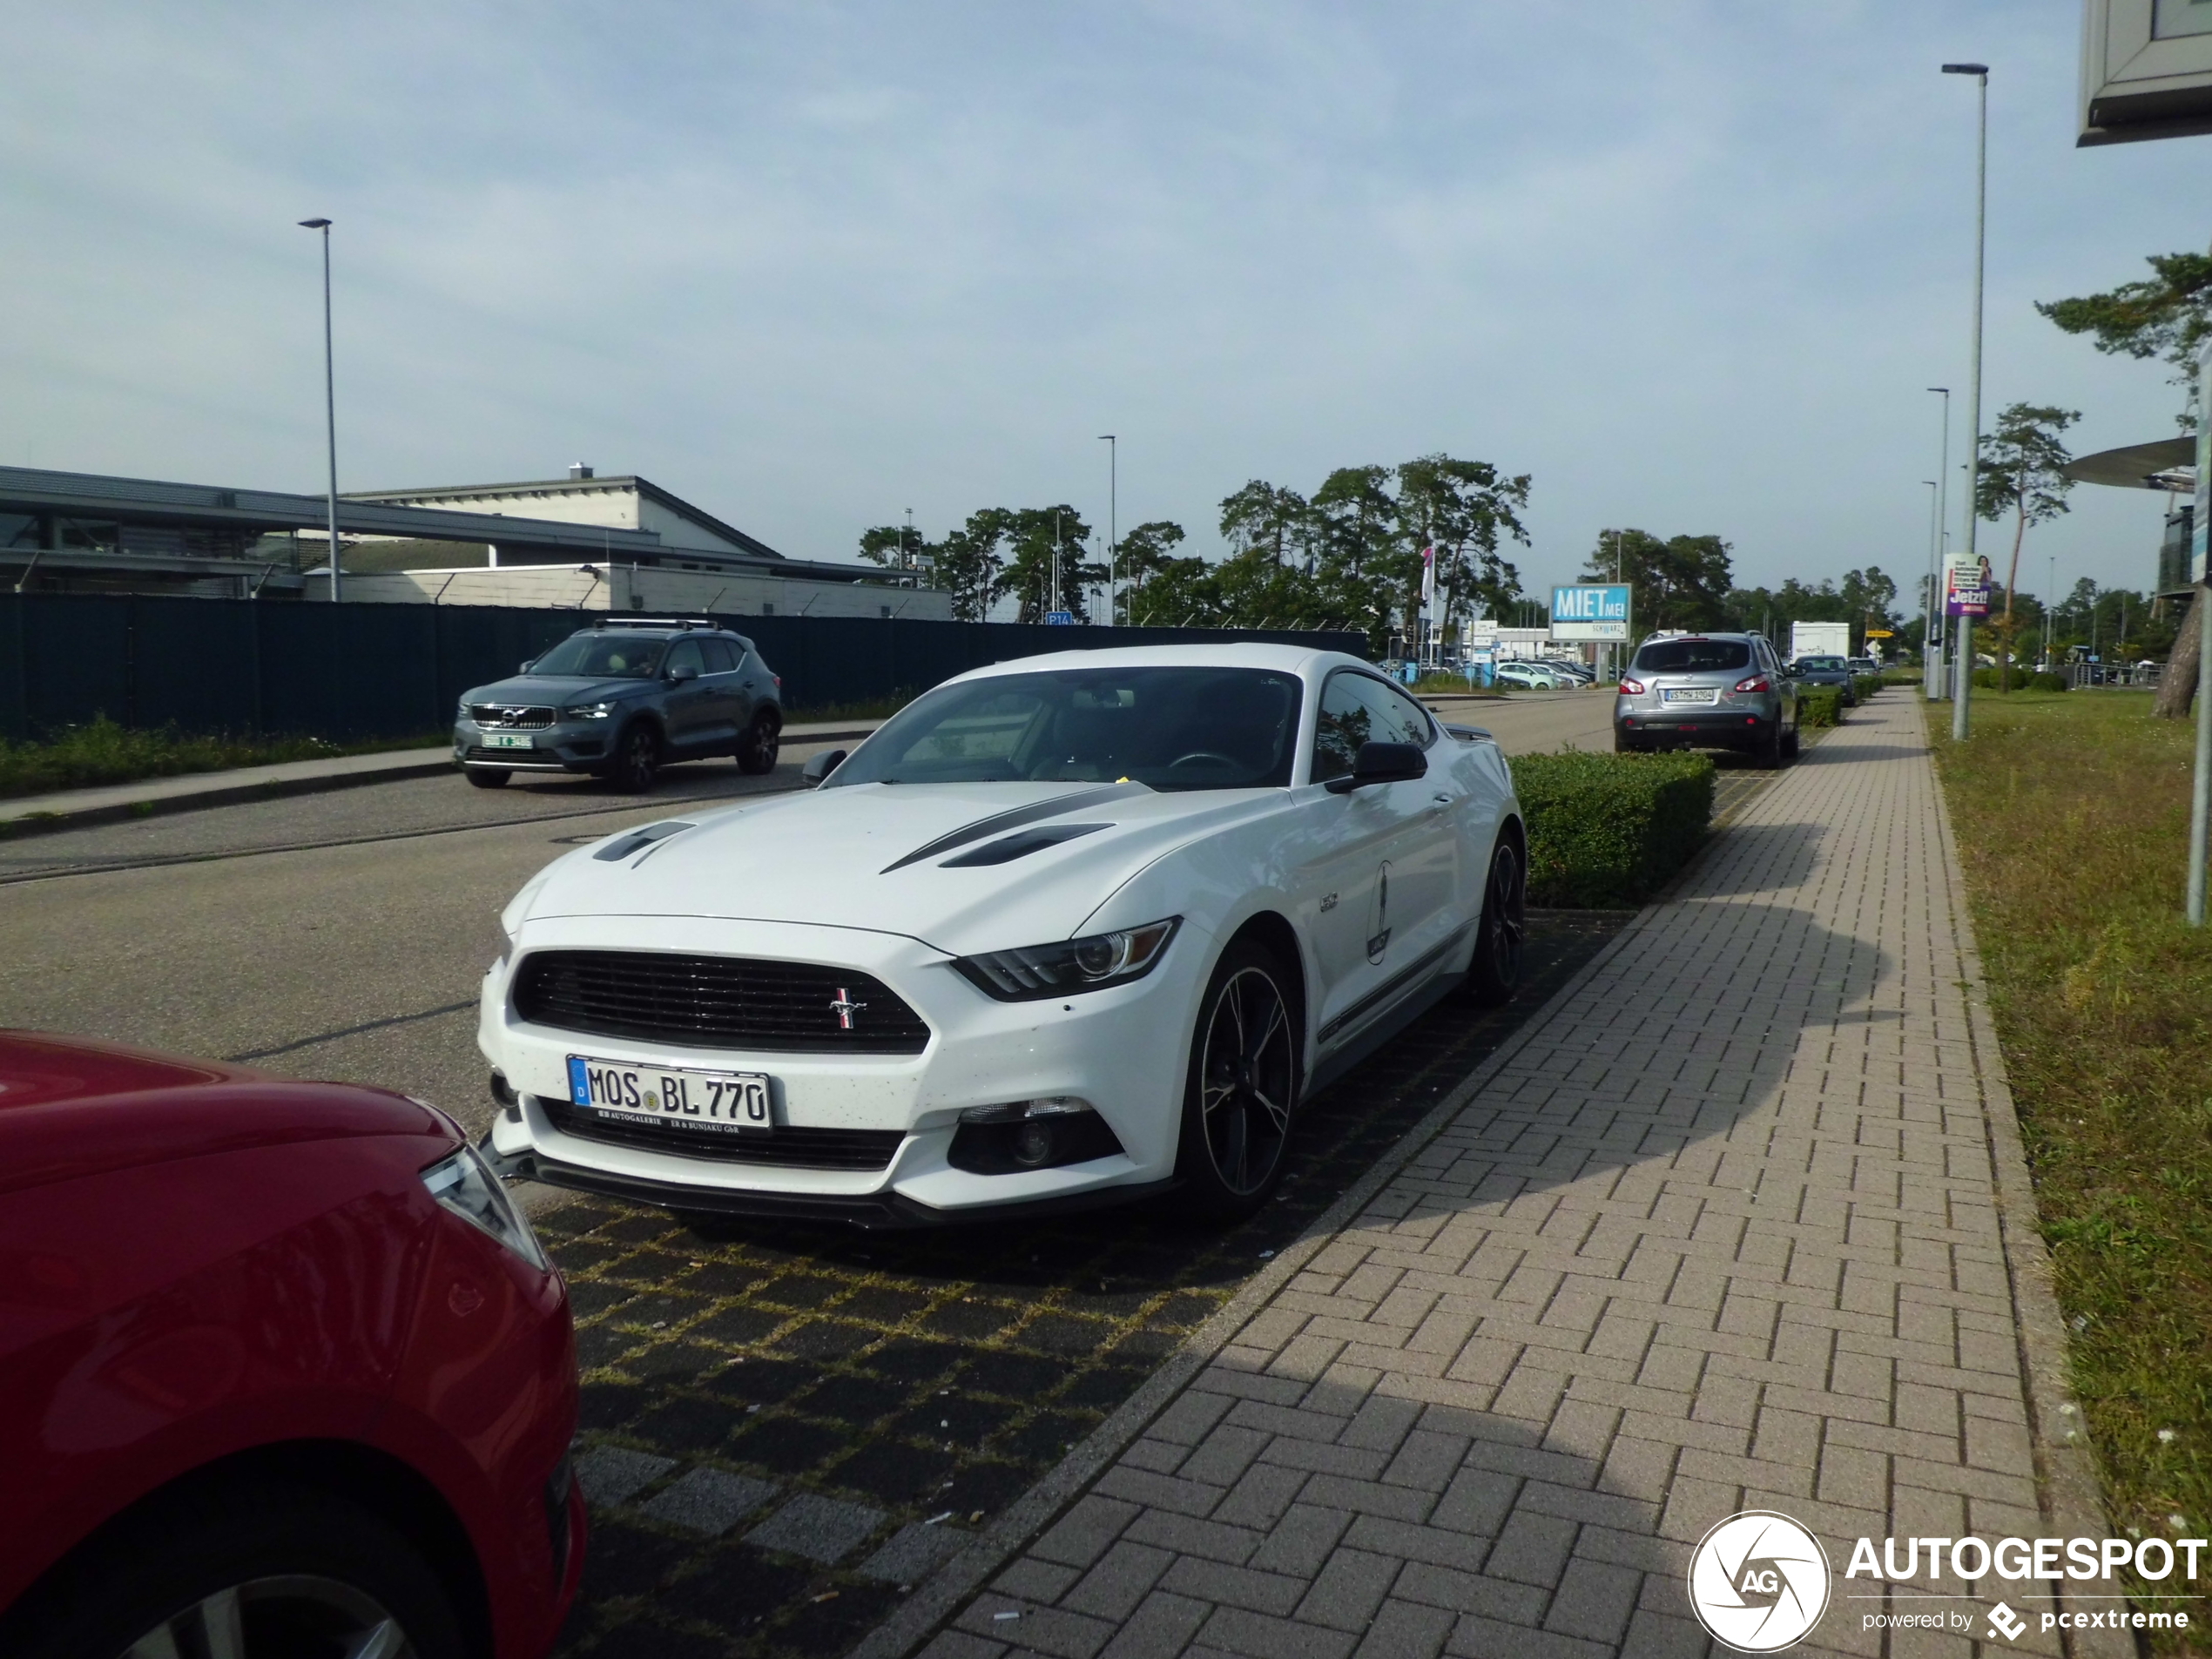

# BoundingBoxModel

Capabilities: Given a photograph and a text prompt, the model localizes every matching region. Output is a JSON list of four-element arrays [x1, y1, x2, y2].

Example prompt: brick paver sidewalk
[[919, 696, 2101, 1659]]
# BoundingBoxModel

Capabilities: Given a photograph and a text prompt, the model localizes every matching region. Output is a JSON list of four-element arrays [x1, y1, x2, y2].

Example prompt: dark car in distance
[[0, 1031, 583, 1659], [455, 617, 785, 792], [1788, 654, 1858, 706]]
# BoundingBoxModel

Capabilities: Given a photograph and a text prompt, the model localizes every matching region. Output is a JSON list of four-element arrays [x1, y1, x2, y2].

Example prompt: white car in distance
[[478, 644, 1527, 1227], [1494, 662, 1571, 691]]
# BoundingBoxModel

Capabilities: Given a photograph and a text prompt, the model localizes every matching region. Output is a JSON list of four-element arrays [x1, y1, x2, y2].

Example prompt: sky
[[3, 2, 2207, 613]]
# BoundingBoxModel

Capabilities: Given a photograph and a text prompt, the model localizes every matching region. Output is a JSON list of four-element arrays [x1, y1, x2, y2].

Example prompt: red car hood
[[0, 1031, 451, 1197]]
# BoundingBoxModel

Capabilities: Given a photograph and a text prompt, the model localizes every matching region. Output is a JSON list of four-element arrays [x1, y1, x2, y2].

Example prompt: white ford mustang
[[477, 644, 1526, 1228]]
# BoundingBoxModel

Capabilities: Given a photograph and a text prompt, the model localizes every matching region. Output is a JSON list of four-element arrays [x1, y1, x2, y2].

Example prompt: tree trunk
[[2155, 585, 2204, 719], [2000, 502, 2028, 692]]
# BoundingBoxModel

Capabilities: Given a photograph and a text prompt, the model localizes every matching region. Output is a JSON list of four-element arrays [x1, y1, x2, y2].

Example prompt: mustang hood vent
[[939, 823, 1110, 867], [878, 783, 1150, 873]]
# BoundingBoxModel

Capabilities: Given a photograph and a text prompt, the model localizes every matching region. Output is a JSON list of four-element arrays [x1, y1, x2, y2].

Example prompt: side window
[[665, 639, 705, 678], [1370, 678, 1437, 747], [699, 637, 738, 673], [1311, 673, 1373, 783]]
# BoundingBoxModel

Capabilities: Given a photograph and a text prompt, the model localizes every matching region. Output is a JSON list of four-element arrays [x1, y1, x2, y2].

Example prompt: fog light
[[959, 1096, 1092, 1124], [1012, 1121, 1055, 1166]]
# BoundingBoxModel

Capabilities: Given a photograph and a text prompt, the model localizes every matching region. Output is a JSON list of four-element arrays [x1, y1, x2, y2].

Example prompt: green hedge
[[1853, 675, 1882, 704], [2028, 671, 2068, 692], [1509, 750, 1715, 908], [1799, 686, 1844, 728], [1972, 665, 2031, 690]]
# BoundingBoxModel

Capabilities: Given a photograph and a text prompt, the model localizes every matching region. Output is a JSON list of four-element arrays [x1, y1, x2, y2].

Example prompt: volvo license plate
[[566, 1055, 772, 1134], [485, 732, 536, 749], [1661, 687, 1718, 705]]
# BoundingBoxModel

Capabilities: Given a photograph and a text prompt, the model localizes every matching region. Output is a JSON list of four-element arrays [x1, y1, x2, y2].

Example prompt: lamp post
[[297, 218, 341, 603], [1923, 479, 1942, 672], [1941, 63, 1988, 739], [1097, 435, 1116, 627], [1925, 387, 1951, 697]]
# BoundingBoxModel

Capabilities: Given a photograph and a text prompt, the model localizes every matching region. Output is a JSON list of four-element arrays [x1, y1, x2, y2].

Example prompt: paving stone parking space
[[922, 692, 2103, 1659], [541, 912, 1635, 1659]]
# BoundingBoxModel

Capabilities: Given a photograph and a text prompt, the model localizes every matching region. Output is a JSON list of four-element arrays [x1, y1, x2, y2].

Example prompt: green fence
[[0, 594, 1367, 742]]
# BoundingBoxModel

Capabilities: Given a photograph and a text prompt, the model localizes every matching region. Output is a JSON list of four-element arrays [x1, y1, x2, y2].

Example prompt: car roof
[[952, 642, 1360, 682]]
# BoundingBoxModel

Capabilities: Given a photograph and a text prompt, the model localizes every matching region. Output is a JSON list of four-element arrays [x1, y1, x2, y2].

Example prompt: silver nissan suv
[[1614, 631, 1797, 767]]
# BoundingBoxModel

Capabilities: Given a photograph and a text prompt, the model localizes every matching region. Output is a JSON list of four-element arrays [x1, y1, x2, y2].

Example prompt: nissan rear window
[[1631, 640, 1750, 673]]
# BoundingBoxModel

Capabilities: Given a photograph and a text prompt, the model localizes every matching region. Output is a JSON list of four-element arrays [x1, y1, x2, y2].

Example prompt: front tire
[[1174, 939, 1300, 1224], [465, 767, 510, 789], [609, 724, 660, 793], [1468, 836, 1527, 1006], [3, 1479, 466, 1659], [737, 709, 782, 775]]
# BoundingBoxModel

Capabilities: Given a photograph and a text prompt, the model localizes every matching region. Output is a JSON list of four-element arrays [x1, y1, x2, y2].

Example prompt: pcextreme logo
[[1687, 1513, 1831, 1651], [1685, 1512, 2203, 1649]]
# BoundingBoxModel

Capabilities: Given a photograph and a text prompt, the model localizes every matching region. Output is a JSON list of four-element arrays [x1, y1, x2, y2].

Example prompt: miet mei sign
[[1549, 583, 1631, 642]]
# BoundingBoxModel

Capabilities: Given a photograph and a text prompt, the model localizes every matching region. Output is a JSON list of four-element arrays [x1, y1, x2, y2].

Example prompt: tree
[[1587, 529, 1733, 635], [2039, 246, 2212, 715], [931, 509, 1014, 623], [1973, 402, 2078, 690], [997, 507, 1105, 624], [1113, 520, 1190, 624], [2036, 248, 2212, 416], [1395, 454, 1533, 639], [1217, 482, 1314, 572], [856, 523, 927, 573]]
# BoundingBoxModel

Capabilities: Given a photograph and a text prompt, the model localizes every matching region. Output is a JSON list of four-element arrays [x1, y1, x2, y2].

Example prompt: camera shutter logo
[[1687, 1512, 1831, 1651]]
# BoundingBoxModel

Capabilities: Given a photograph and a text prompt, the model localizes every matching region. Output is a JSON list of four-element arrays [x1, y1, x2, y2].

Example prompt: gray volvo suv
[[454, 618, 784, 792], [1613, 631, 1797, 767]]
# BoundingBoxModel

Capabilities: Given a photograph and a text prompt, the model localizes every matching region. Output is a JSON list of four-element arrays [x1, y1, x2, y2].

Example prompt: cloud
[[0, 0, 2201, 603]]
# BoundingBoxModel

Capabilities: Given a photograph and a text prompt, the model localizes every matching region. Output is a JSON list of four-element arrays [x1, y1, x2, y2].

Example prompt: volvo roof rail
[[590, 617, 719, 631]]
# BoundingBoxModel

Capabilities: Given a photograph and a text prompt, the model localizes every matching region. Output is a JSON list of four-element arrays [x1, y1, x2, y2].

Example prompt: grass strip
[[0, 716, 443, 800], [1931, 689, 2212, 1614]]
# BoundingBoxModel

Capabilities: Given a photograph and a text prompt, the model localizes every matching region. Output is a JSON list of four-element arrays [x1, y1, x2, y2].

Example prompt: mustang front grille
[[542, 1099, 905, 1170], [513, 950, 931, 1054]]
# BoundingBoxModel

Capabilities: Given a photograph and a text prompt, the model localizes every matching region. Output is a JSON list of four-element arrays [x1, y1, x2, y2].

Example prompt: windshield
[[529, 635, 670, 679], [1631, 639, 1750, 674], [1795, 656, 1846, 671], [827, 666, 1304, 791]]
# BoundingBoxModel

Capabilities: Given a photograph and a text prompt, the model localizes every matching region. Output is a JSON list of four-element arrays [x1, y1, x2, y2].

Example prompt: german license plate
[[485, 732, 536, 750], [566, 1055, 772, 1135], [1661, 687, 1718, 705]]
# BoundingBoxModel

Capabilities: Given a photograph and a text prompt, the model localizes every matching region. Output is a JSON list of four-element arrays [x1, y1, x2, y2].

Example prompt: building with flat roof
[[0, 463, 941, 617]]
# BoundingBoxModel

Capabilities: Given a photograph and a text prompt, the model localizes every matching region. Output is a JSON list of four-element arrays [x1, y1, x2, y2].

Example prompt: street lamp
[[1942, 63, 1988, 738], [297, 218, 341, 603], [1097, 435, 1116, 627], [1923, 479, 1941, 672], [1925, 388, 1951, 698]]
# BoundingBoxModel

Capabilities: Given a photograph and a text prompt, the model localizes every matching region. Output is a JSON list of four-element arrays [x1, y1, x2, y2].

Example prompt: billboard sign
[[1550, 584, 1631, 641], [2080, 0, 2212, 145], [1946, 553, 1993, 617]]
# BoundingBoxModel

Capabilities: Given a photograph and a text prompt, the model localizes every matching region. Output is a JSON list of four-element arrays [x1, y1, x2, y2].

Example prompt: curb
[[850, 902, 1666, 1659], [0, 756, 458, 840], [1921, 706, 2126, 1659], [0, 725, 880, 841]]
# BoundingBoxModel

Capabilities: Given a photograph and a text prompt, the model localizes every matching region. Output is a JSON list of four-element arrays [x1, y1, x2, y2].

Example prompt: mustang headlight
[[954, 918, 1180, 1001], [564, 699, 616, 719], [421, 1145, 550, 1271]]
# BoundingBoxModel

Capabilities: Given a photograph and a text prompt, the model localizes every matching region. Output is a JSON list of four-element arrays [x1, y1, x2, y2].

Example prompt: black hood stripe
[[880, 783, 1150, 873]]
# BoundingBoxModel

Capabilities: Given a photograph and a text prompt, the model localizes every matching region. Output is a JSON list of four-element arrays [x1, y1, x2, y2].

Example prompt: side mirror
[[667, 663, 699, 684], [1325, 740, 1427, 794], [519, 659, 536, 674], [802, 749, 847, 787]]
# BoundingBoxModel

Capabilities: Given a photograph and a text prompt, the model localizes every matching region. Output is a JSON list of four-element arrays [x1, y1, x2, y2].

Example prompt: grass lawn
[[0, 717, 444, 801], [1931, 689, 2212, 1578]]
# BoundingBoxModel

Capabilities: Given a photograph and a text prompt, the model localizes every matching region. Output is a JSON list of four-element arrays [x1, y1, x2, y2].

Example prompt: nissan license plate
[[1661, 687, 1718, 705], [566, 1055, 772, 1135], [485, 732, 536, 749]]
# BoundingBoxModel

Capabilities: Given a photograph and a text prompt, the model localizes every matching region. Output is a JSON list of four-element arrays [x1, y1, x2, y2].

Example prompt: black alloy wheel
[[1176, 940, 1299, 1223], [465, 767, 510, 789], [610, 725, 660, 793], [737, 709, 783, 775], [1468, 836, 1527, 1006]]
